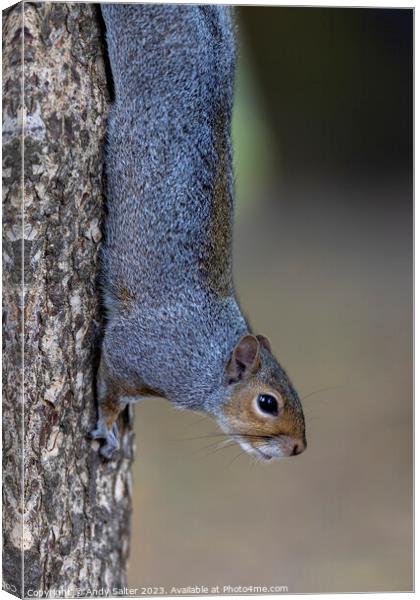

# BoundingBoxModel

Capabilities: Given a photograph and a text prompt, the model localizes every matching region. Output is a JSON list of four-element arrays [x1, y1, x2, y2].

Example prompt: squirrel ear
[[226, 334, 261, 383], [256, 334, 272, 353]]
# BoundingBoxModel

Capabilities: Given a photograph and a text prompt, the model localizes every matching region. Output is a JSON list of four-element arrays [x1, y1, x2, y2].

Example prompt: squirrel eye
[[257, 394, 279, 416]]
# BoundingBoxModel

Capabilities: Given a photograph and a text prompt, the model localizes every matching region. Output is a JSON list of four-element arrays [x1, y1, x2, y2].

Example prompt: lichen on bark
[[2, 3, 134, 596]]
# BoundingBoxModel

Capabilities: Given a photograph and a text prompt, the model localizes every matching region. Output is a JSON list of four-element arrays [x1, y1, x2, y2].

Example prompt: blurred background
[[128, 7, 413, 593]]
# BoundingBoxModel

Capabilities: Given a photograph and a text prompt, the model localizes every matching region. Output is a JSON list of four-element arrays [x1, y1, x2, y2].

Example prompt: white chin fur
[[217, 419, 288, 461], [237, 438, 287, 461]]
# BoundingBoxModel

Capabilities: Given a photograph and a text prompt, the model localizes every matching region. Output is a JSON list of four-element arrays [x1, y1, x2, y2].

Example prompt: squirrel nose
[[291, 440, 306, 456]]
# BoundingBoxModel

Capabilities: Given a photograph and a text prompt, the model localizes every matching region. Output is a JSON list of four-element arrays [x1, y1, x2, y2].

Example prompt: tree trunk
[[2, 3, 134, 596]]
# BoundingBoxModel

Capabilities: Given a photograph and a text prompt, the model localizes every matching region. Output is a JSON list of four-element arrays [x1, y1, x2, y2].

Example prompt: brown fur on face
[[224, 381, 303, 438], [221, 335, 307, 459]]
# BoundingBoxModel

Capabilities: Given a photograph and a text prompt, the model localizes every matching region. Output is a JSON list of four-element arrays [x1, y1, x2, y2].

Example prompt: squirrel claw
[[89, 425, 107, 440], [90, 422, 120, 459], [99, 436, 120, 459]]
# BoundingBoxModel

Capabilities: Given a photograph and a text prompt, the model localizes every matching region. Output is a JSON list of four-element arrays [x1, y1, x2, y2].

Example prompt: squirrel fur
[[90, 4, 307, 461]]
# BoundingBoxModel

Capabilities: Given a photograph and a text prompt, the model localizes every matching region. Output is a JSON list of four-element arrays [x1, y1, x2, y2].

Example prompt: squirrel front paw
[[89, 421, 120, 459]]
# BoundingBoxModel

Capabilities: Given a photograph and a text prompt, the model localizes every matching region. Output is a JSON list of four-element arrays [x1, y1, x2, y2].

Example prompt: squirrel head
[[218, 334, 307, 461]]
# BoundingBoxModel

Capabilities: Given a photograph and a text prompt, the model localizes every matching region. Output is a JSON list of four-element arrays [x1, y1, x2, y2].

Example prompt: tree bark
[[3, 3, 134, 596]]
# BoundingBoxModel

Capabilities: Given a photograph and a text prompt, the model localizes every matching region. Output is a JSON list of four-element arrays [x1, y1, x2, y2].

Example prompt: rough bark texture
[[3, 3, 134, 597]]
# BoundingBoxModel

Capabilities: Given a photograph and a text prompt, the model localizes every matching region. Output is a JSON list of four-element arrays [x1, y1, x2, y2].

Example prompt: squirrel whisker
[[300, 385, 343, 402]]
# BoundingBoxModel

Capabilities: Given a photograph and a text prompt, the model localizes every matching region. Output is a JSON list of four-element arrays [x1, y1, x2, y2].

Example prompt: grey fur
[[93, 4, 305, 458]]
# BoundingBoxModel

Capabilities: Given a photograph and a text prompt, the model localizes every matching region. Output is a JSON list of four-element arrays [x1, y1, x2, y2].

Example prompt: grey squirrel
[[90, 3, 307, 461]]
